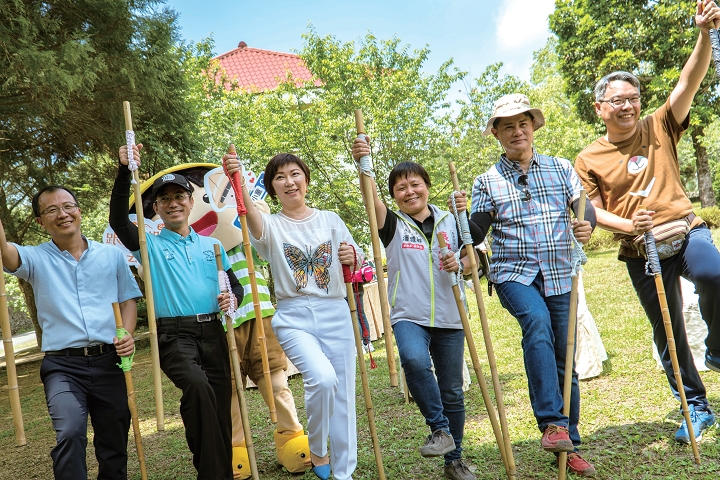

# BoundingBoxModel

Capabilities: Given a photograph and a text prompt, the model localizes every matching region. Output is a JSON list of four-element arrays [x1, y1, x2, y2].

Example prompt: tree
[[452, 63, 529, 190], [189, 29, 465, 246], [0, 0, 200, 345], [550, 0, 719, 206], [528, 39, 597, 162]]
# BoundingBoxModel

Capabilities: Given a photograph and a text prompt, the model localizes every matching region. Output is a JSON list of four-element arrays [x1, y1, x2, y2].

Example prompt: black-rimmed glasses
[[518, 174, 531, 202]]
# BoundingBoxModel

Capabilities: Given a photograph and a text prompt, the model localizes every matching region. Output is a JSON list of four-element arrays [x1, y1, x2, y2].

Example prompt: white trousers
[[273, 296, 357, 480]]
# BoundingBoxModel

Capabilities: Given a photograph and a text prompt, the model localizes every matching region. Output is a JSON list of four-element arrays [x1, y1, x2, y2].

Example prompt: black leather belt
[[45, 343, 115, 357], [157, 312, 221, 325]]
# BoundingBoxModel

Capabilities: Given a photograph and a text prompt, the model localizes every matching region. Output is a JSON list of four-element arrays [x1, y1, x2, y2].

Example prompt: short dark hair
[[387, 162, 431, 198], [264, 153, 311, 200], [594, 71, 640, 101], [32, 185, 79, 217], [492, 112, 534, 131]]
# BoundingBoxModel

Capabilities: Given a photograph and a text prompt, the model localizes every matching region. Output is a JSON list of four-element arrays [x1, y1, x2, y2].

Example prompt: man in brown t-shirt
[[575, 0, 720, 446]]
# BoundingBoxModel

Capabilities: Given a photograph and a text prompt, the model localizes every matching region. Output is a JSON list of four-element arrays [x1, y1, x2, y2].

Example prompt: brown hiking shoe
[[541, 424, 574, 452], [562, 452, 596, 477]]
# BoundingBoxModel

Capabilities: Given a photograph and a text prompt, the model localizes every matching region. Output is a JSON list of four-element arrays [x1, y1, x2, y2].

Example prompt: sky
[[165, 0, 556, 85]]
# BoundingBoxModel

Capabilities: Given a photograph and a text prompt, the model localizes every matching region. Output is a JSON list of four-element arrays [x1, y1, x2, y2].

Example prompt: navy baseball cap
[[150, 173, 194, 201]]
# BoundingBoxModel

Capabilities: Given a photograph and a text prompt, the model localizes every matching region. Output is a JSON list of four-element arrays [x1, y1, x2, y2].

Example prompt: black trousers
[[625, 226, 720, 410], [158, 319, 233, 480], [40, 352, 130, 480]]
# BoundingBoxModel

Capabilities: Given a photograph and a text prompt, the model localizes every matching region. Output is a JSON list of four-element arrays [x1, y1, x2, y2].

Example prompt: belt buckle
[[83, 347, 90, 356], [196, 314, 211, 323]]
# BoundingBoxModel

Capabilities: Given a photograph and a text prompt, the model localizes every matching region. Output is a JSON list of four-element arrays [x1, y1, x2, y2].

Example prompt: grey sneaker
[[419, 430, 455, 457], [444, 459, 477, 480]]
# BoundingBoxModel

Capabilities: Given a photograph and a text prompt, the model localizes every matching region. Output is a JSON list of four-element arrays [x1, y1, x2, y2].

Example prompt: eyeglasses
[[600, 96, 641, 108], [39, 203, 78, 217], [517, 174, 531, 202], [155, 193, 191, 205]]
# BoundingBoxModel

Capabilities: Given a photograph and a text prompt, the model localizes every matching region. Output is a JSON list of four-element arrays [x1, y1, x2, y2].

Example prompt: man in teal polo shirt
[[110, 146, 244, 480], [2, 185, 141, 480]]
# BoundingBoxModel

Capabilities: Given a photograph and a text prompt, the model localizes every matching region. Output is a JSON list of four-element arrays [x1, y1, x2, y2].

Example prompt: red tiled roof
[[214, 42, 320, 91]]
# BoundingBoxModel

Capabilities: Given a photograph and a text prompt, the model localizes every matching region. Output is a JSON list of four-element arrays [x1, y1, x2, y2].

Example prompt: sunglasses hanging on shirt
[[517, 174, 531, 202]]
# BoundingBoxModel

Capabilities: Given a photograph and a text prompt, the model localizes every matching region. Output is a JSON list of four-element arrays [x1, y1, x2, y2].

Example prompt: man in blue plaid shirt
[[463, 94, 597, 477]]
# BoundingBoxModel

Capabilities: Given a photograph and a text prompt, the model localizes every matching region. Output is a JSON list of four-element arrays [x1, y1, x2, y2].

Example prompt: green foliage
[[188, 29, 465, 247], [3, 273, 27, 316], [549, 0, 718, 205], [549, 0, 713, 125], [528, 39, 598, 162], [696, 205, 720, 227], [0, 0, 201, 247], [585, 227, 617, 253], [452, 63, 528, 188]]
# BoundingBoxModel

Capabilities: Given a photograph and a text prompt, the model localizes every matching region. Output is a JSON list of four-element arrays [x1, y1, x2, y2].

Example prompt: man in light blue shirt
[[1, 185, 141, 480]]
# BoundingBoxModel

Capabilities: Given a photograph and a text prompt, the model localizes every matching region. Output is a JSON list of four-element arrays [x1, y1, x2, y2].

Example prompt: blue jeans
[[624, 225, 720, 410], [393, 321, 466, 462], [495, 272, 581, 446]]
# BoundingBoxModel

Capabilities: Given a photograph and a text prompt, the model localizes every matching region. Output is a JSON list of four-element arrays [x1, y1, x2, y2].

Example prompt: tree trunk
[[691, 128, 717, 207], [18, 277, 42, 350]]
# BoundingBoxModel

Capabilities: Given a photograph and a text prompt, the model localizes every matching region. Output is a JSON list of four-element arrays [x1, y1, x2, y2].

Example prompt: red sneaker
[[541, 424, 574, 452], [563, 452, 596, 477]]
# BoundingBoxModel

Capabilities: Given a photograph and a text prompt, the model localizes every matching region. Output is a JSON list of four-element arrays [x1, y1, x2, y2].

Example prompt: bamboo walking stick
[[449, 162, 515, 479], [640, 205, 701, 464], [0, 255, 26, 446], [558, 190, 586, 480], [214, 244, 260, 480], [343, 262, 386, 480], [122, 101, 164, 431], [223, 145, 276, 423], [354, 110, 399, 388], [436, 233, 513, 480], [111, 302, 147, 480]]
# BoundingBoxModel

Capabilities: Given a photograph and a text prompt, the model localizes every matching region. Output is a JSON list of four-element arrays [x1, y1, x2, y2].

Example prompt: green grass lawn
[[2, 231, 720, 479]]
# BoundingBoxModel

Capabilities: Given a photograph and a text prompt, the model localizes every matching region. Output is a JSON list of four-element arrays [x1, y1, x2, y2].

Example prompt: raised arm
[[222, 154, 263, 239], [109, 144, 142, 251], [351, 137, 389, 229], [669, 0, 720, 123]]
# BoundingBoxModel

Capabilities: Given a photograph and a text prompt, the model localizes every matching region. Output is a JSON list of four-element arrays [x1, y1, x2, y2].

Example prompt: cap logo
[[161, 174, 176, 182]]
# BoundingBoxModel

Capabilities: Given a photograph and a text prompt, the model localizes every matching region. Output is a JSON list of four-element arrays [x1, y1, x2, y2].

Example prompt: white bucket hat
[[483, 94, 545, 136]]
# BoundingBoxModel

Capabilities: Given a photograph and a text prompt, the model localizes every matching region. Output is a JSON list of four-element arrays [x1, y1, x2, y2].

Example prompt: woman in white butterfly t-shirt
[[225, 152, 362, 480]]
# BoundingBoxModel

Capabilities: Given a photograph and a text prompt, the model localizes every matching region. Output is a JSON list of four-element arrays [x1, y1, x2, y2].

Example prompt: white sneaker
[[362, 342, 374, 354]]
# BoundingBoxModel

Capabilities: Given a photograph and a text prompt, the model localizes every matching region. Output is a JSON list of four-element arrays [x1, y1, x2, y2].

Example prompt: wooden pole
[[558, 190, 586, 480], [436, 233, 513, 480], [0, 255, 26, 446], [224, 145, 276, 423], [353, 109, 399, 388], [640, 205, 701, 465], [122, 101, 164, 431], [111, 303, 147, 480], [344, 268, 386, 480], [449, 162, 515, 479], [214, 245, 260, 480]]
